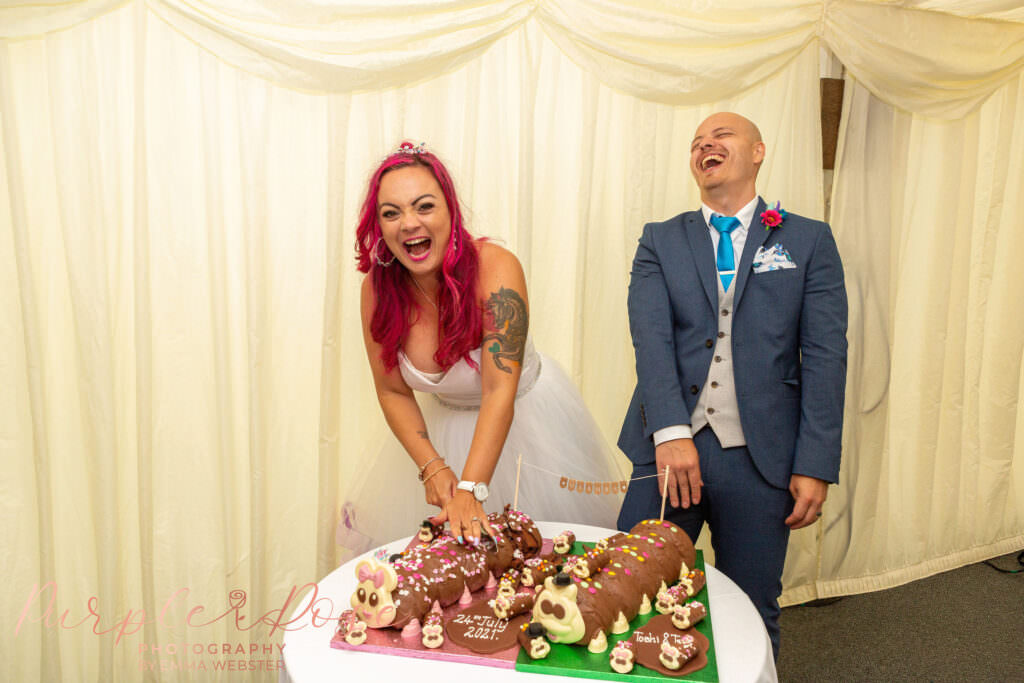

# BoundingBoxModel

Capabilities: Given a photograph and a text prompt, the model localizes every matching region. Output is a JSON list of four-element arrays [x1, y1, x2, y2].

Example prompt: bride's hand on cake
[[434, 490, 494, 545]]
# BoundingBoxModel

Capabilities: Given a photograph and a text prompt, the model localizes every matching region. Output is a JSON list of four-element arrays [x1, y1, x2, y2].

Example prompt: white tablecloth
[[280, 522, 777, 682]]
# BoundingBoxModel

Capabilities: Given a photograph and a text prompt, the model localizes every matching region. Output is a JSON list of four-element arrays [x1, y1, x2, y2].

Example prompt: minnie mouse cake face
[[350, 560, 398, 628]]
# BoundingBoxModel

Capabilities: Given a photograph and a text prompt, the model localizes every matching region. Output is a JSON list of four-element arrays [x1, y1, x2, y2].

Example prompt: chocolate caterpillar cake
[[529, 519, 697, 652], [348, 507, 542, 633]]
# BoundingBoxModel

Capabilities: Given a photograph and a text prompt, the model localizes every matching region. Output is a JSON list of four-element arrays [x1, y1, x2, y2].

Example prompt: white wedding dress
[[342, 338, 626, 555]]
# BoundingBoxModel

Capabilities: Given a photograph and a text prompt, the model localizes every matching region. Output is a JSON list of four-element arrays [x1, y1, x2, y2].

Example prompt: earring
[[373, 237, 395, 267]]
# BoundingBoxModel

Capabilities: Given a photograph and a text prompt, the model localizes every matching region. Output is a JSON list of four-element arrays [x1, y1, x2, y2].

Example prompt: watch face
[[473, 482, 489, 502]]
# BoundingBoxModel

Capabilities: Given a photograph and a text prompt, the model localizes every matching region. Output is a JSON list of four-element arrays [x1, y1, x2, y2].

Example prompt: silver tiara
[[394, 141, 427, 156]]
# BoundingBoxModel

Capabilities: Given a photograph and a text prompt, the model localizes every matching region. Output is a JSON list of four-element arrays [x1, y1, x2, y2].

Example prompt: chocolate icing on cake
[[349, 507, 542, 629], [531, 520, 696, 646]]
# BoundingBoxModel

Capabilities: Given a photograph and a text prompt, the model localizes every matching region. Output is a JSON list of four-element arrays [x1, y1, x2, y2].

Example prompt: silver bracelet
[[418, 455, 444, 481]]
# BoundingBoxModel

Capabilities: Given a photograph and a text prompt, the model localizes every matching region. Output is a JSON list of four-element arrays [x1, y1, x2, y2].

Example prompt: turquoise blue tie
[[709, 214, 741, 291]]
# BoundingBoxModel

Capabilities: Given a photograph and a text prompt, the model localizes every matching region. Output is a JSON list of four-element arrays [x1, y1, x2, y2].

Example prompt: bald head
[[689, 112, 765, 215], [692, 112, 762, 145]]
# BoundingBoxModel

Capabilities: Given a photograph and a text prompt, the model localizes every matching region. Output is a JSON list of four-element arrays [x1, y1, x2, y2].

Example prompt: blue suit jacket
[[618, 198, 848, 489]]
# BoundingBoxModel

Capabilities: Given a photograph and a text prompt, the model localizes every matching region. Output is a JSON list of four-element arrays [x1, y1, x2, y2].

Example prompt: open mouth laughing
[[403, 236, 432, 261], [700, 153, 725, 171]]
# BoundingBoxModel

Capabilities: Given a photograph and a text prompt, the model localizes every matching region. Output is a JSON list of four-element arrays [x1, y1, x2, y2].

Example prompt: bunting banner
[[558, 477, 629, 495]]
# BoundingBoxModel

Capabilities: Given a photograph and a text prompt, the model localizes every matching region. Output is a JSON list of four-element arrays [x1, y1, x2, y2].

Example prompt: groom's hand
[[785, 474, 828, 529], [655, 438, 703, 509]]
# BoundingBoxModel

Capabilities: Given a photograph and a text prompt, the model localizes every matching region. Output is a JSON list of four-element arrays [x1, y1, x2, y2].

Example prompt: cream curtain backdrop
[[2, 1, 1022, 681], [811, 73, 1024, 601]]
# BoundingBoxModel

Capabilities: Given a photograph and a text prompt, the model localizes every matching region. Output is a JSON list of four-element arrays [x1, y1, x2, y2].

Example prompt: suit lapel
[[683, 211, 718, 312], [732, 197, 771, 307]]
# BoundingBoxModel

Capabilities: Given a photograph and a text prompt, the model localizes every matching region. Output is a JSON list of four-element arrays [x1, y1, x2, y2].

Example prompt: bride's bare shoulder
[[475, 240, 522, 274]]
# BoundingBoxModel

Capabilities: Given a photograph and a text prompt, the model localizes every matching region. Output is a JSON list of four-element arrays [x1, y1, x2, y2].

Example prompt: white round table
[[281, 522, 777, 682]]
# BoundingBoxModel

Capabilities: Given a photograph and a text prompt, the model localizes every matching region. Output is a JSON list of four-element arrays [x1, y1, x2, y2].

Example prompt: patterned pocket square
[[753, 243, 797, 273]]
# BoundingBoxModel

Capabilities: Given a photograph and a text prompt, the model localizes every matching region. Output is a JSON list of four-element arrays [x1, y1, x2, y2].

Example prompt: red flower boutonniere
[[760, 201, 788, 232]]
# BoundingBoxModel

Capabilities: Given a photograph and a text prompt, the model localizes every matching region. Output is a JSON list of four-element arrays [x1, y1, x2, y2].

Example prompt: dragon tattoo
[[482, 287, 528, 373]]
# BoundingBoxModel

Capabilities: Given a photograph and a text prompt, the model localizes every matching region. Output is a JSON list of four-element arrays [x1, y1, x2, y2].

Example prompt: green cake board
[[515, 548, 718, 682]]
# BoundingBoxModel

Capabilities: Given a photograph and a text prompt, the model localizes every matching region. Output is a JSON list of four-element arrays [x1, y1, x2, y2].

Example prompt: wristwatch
[[456, 480, 490, 502]]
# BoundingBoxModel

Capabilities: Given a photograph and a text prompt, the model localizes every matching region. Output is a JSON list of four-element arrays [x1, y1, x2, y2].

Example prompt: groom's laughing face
[[689, 112, 765, 196]]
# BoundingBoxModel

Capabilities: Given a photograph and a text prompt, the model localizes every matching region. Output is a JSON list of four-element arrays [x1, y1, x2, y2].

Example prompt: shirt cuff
[[653, 425, 693, 446]]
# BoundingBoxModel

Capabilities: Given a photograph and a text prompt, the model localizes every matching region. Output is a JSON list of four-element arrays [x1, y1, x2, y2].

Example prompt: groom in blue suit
[[617, 113, 847, 658]]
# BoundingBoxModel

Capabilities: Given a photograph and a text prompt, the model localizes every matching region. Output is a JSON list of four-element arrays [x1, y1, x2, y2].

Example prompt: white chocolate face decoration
[[659, 641, 682, 670], [417, 527, 434, 544], [497, 568, 520, 599], [671, 602, 704, 630], [552, 533, 573, 555], [680, 569, 705, 597], [345, 620, 368, 646], [532, 575, 585, 643], [350, 559, 398, 628], [655, 587, 674, 614], [609, 641, 635, 673], [497, 579, 516, 599], [672, 604, 693, 629], [656, 585, 683, 614], [529, 636, 551, 659], [493, 595, 512, 619], [421, 620, 444, 649], [671, 601, 706, 630]]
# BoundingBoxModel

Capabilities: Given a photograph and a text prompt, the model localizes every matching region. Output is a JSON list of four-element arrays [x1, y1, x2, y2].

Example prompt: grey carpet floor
[[777, 551, 1024, 682]]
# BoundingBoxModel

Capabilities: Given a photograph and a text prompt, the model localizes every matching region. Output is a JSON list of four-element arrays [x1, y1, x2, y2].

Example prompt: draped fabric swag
[[2, 2, 1022, 681]]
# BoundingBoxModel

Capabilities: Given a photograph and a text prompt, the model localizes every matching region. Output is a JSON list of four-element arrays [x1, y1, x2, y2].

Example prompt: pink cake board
[[329, 537, 558, 668]]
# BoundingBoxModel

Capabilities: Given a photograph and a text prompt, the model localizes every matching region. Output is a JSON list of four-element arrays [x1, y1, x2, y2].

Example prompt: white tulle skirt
[[343, 354, 627, 553]]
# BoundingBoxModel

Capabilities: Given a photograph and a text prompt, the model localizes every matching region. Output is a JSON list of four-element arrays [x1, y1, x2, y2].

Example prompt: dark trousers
[[618, 426, 792, 659]]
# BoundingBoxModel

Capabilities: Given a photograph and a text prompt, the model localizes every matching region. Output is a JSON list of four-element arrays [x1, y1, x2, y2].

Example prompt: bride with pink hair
[[346, 142, 624, 551]]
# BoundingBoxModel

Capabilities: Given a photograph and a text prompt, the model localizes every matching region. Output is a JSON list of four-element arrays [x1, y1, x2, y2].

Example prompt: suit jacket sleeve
[[628, 222, 690, 438], [793, 223, 848, 482]]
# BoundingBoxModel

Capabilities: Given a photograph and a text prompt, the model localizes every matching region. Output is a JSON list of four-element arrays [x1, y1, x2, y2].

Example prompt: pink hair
[[355, 146, 482, 372]]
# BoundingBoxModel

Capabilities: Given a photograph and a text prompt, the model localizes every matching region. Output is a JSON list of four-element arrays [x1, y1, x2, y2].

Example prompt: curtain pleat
[[815, 73, 1024, 600], [6, 2, 1022, 117]]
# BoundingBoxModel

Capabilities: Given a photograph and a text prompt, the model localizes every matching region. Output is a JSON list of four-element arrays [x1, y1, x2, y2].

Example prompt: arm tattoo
[[482, 287, 528, 373], [417, 430, 429, 440]]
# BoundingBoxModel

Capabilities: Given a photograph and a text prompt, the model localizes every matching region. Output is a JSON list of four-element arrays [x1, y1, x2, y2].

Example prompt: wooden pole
[[513, 454, 523, 510], [659, 465, 670, 521]]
